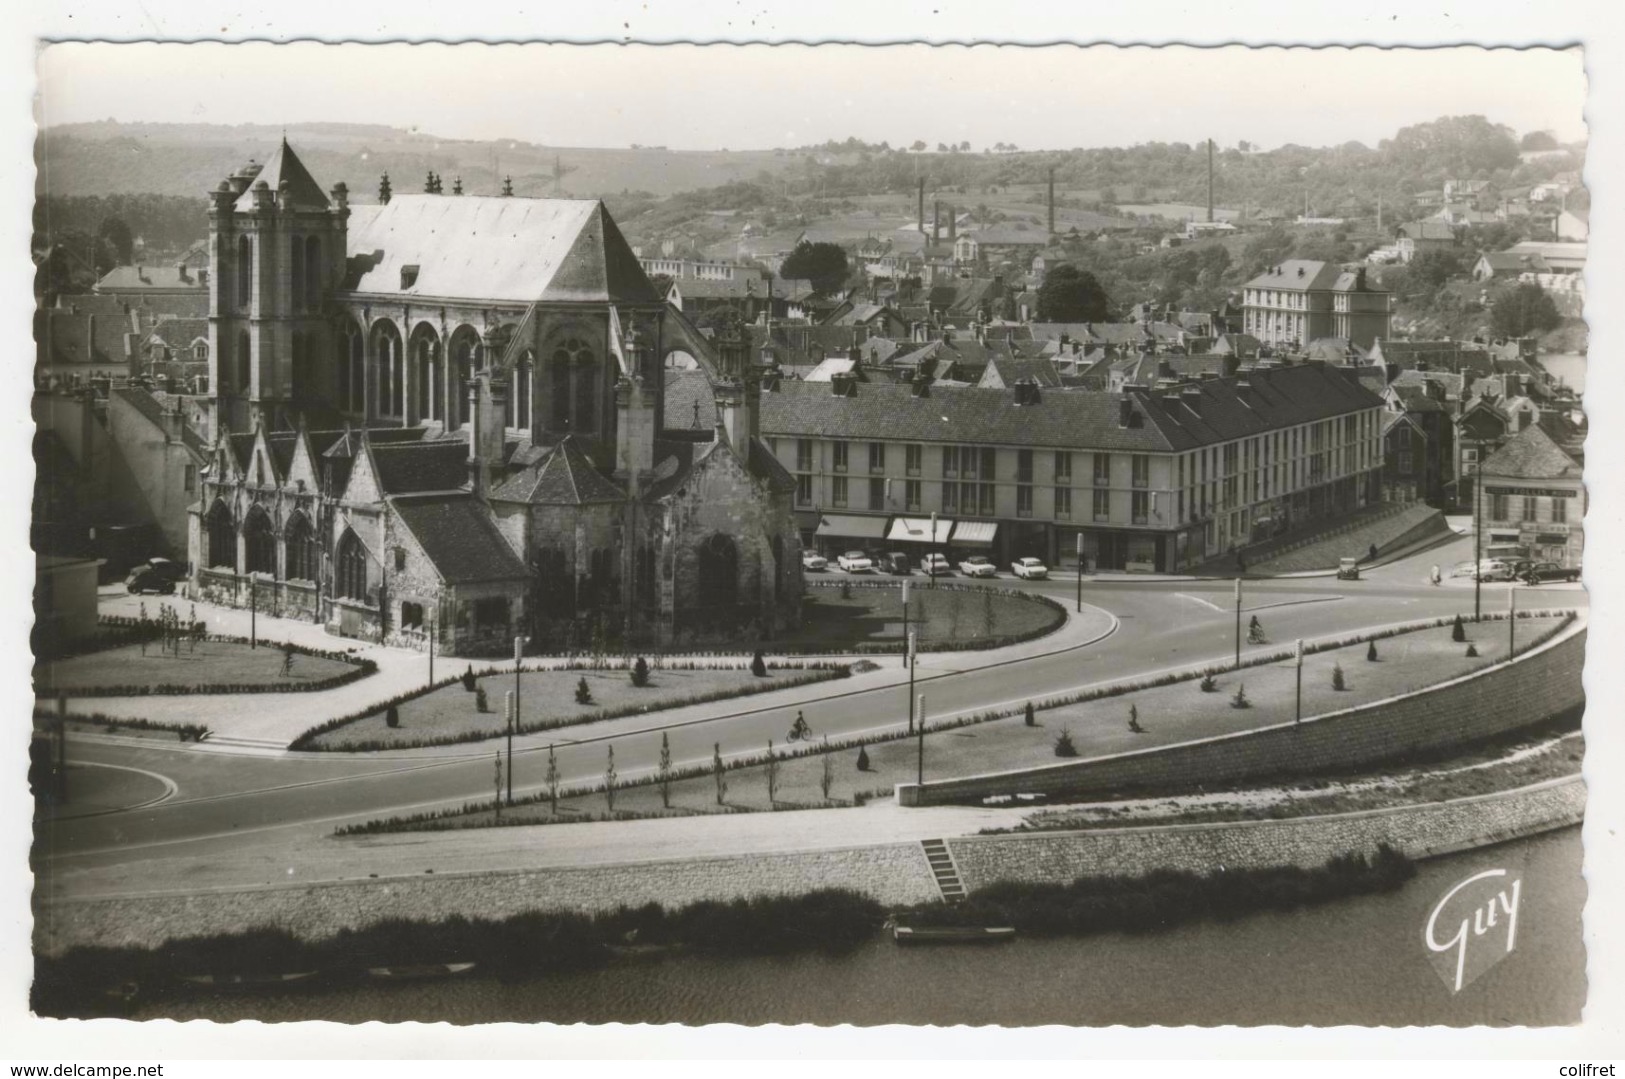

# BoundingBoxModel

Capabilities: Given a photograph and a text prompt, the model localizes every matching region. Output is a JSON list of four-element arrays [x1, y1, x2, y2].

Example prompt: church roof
[[489, 435, 627, 505], [343, 195, 659, 305], [234, 139, 331, 213], [370, 440, 472, 495], [391, 495, 530, 585]]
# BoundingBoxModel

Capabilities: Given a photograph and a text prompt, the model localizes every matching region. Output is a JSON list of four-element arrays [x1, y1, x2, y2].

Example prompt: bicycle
[[787, 713, 814, 743]]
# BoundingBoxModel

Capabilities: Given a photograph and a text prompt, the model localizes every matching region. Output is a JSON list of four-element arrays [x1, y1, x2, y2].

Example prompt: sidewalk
[[59, 589, 1117, 752]]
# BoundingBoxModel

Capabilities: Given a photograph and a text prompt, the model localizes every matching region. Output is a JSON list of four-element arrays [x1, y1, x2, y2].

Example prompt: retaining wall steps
[[921, 838, 967, 903]]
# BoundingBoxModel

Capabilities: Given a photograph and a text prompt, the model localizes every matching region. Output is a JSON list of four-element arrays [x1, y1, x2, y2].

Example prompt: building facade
[[1475, 424, 1584, 568], [1241, 260, 1392, 351]]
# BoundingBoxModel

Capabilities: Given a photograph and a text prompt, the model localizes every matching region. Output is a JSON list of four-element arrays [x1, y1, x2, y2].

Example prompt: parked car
[[1450, 561, 1479, 578], [958, 556, 997, 578], [1011, 557, 1049, 580], [880, 552, 913, 575], [1475, 559, 1514, 582], [126, 567, 176, 596], [920, 553, 952, 577], [801, 550, 828, 572], [139, 557, 187, 583], [1336, 556, 1360, 581], [837, 550, 875, 573], [1524, 561, 1582, 583]]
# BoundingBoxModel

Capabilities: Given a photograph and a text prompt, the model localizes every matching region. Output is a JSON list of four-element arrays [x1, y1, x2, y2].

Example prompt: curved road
[[38, 532, 1584, 887]]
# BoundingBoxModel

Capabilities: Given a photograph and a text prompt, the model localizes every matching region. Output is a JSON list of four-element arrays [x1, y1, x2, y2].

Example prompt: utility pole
[[907, 629, 917, 735], [930, 510, 939, 588], [1234, 577, 1243, 669], [1294, 638, 1304, 725], [915, 693, 926, 786], [1475, 440, 1484, 622], [505, 691, 516, 807], [510, 634, 526, 804], [901, 579, 911, 669]]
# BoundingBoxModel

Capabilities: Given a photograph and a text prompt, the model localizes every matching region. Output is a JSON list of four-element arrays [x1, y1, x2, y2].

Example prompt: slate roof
[[370, 439, 472, 494], [978, 358, 1063, 389], [1478, 423, 1581, 480], [233, 139, 331, 213], [344, 195, 658, 305], [489, 435, 627, 505], [111, 387, 208, 454], [1399, 221, 1457, 241], [1478, 251, 1550, 274], [1371, 340, 1493, 376], [1244, 260, 1346, 292], [758, 363, 1381, 453], [665, 370, 717, 430], [391, 495, 529, 585], [36, 296, 136, 366], [1391, 384, 1448, 413], [147, 318, 210, 348], [95, 265, 208, 293]]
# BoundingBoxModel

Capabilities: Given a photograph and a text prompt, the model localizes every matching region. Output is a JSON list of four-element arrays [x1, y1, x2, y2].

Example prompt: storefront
[[813, 513, 889, 555]]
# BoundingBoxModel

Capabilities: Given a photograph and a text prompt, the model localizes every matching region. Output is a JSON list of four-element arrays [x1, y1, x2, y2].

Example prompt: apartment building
[[1474, 423, 1584, 568], [754, 363, 1385, 573], [1241, 260, 1393, 351]]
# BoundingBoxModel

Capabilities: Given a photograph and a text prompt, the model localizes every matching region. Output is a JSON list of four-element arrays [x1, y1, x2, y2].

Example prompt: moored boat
[[365, 962, 477, 980], [892, 925, 1016, 945], [179, 971, 319, 989]]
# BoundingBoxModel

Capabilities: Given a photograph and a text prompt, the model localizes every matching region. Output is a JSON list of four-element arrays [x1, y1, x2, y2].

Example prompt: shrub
[[630, 657, 650, 688], [1366, 640, 1379, 663], [385, 705, 400, 729], [1023, 701, 1036, 727], [751, 651, 768, 677], [1331, 663, 1346, 691], [1053, 728, 1079, 757], [1466, 643, 1479, 658], [461, 666, 476, 692], [840, 579, 853, 600], [474, 687, 489, 713], [1199, 673, 1218, 693], [575, 677, 593, 705], [1230, 684, 1250, 709], [1451, 614, 1466, 643], [856, 745, 871, 771]]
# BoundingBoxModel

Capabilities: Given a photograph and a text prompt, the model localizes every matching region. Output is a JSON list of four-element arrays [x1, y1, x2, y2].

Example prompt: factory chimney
[[1207, 139, 1214, 223], [1048, 167, 1056, 237], [918, 176, 926, 237]]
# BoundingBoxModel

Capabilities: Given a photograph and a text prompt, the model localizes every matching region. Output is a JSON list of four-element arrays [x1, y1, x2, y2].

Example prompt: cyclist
[[1248, 615, 1265, 644], [789, 710, 812, 742]]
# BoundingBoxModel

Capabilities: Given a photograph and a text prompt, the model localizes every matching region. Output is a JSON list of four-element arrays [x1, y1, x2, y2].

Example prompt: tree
[[713, 742, 727, 805], [658, 732, 673, 808], [604, 745, 617, 814], [575, 677, 594, 705], [911, 140, 928, 153], [1332, 663, 1346, 691], [385, 704, 400, 728], [631, 656, 651, 687], [546, 744, 560, 814], [856, 745, 871, 772], [936, 142, 949, 153], [1408, 248, 1465, 292], [820, 737, 834, 800], [1036, 264, 1111, 322], [959, 141, 971, 152], [1452, 614, 1467, 643], [97, 216, 133, 267], [1380, 115, 1519, 177], [751, 651, 768, 677], [1023, 701, 1035, 727], [1053, 728, 1078, 757], [1367, 639, 1379, 663], [780, 241, 850, 296], [475, 687, 489, 713], [461, 666, 476, 692], [1491, 282, 1562, 338], [1520, 130, 1560, 152]]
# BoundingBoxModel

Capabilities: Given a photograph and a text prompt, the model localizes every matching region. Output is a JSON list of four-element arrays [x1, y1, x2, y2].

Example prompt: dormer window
[[400, 265, 420, 290]]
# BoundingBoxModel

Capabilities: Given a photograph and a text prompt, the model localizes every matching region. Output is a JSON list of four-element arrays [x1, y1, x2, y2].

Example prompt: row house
[[750, 363, 1384, 574], [1474, 424, 1584, 569]]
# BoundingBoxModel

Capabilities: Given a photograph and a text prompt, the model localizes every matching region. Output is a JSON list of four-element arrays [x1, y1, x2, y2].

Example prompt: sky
[[35, 42, 1587, 152]]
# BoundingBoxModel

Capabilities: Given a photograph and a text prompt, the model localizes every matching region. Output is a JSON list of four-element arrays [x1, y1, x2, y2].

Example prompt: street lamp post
[[1075, 533, 1084, 613], [930, 510, 939, 588], [901, 579, 911, 670], [1294, 637, 1304, 725], [427, 609, 435, 686], [906, 628, 917, 735], [915, 692, 926, 786], [1233, 577, 1243, 669], [510, 633, 527, 805], [249, 575, 257, 649], [1509, 582, 1517, 657], [1474, 439, 1484, 623]]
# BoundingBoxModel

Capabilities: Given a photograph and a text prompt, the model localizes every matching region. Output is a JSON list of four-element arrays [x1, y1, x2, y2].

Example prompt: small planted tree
[[1332, 663, 1346, 691], [474, 687, 489, 713], [1199, 672, 1219, 693], [1366, 639, 1379, 663], [575, 677, 594, 705], [1452, 614, 1467, 643], [461, 666, 477, 692], [631, 656, 651, 688], [840, 579, 853, 600], [856, 745, 871, 772], [820, 737, 834, 801], [713, 742, 727, 805], [546, 744, 559, 815], [751, 651, 768, 678], [1466, 642, 1479, 658], [1230, 683, 1250, 709], [604, 745, 617, 815], [385, 704, 400, 728], [1053, 727, 1079, 757], [658, 731, 673, 808], [766, 739, 780, 803], [979, 587, 996, 637], [1023, 701, 1036, 727]]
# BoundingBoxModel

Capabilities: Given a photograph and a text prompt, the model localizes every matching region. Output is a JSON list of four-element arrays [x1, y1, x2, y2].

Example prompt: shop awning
[[951, 520, 999, 545], [887, 516, 953, 544], [816, 513, 890, 540]]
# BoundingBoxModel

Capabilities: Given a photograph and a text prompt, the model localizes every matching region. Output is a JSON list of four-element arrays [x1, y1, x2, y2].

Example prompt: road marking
[[50, 760, 180, 820], [1177, 593, 1224, 612]]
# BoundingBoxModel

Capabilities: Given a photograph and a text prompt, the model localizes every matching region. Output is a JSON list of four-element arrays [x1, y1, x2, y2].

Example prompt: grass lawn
[[308, 665, 835, 750], [34, 640, 356, 695], [780, 582, 1060, 650], [371, 616, 1566, 831]]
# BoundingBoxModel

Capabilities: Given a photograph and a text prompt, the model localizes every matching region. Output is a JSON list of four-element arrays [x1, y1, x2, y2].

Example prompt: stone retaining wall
[[901, 622, 1586, 806], [946, 775, 1585, 890]]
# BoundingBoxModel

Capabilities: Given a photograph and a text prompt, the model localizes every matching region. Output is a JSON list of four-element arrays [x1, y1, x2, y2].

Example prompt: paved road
[[37, 530, 1585, 894]]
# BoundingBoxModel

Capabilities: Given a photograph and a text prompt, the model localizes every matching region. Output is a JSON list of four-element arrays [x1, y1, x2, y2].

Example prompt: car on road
[[801, 550, 828, 572], [137, 557, 187, 584], [1450, 561, 1479, 578], [958, 555, 997, 578], [1336, 556, 1360, 581], [920, 553, 952, 577], [1011, 557, 1049, 580], [837, 550, 875, 573], [125, 567, 176, 595], [880, 552, 913, 575], [1524, 561, 1582, 583], [1474, 559, 1514, 582]]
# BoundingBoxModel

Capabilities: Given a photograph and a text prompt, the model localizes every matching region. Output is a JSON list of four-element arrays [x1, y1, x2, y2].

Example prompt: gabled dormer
[[336, 430, 383, 506]]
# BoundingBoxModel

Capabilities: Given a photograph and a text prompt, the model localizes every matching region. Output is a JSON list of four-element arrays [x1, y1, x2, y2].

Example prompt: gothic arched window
[[697, 533, 739, 607], [285, 511, 319, 583], [549, 337, 597, 433], [513, 352, 533, 431], [243, 507, 276, 577], [206, 500, 236, 570], [290, 234, 305, 312], [336, 530, 368, 601], [304, 236, 322, 309]]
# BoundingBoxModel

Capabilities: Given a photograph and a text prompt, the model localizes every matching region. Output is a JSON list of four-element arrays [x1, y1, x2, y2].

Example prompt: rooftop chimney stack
[[918, 176, 926, 237], [378, 172, 392, 205]]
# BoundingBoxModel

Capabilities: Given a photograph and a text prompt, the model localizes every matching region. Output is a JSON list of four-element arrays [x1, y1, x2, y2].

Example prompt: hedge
[[33, 707, 212, 744], [37, 635, 378, 698]]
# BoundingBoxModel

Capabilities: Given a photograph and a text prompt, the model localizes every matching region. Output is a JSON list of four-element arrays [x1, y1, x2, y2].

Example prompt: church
[[187, 141, 802, 655]]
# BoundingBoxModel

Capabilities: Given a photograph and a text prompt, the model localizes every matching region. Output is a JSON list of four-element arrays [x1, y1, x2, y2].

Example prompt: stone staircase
[[920, 838, 966, 903]]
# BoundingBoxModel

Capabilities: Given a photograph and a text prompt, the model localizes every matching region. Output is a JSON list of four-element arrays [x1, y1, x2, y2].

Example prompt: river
[[1539, 352, 1586, 395], [132, 828, 1584, 1027]]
